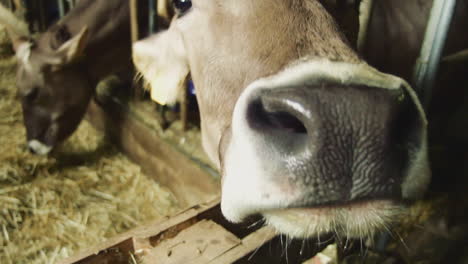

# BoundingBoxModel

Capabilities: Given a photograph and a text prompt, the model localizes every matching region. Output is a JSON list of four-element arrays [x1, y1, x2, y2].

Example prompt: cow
[[132, 0, 439, 240], [0, 0, 147, 155]]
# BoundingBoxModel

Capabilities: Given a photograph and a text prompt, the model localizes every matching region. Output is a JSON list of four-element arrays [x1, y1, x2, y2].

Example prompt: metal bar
[[129, 0, 145, 100], [38, 0, 46, 31], [357, 0, 374, 53], [13, 0, 24, 12], [58, 0, 65, 18], [442, 48, 468, 64], [66, 0, 75, 10], [130, 0, 139, 43], [412, 0, 457, 108], [180, 79, 188, 131], [148, 0, 156, 34]]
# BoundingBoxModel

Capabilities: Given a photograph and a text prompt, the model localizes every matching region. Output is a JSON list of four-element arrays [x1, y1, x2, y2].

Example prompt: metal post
[[412, 0, 457, 108], [148, 0, 156, 34], [66, 0, 75, 10], [130, 0, 139, 43], [58, 0, 65, 18], [442, 48, 468, 64], [13, 0, 24, 13], [38, 0, 46, 31], [180, 79, 188, 131], [357, 0, 374, 53], [130, 0, 145, 100]]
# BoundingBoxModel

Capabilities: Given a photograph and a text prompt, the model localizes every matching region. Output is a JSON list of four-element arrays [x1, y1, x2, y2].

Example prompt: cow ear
[[133, 29, 189, 106], [54, 26, 89, 65], [8, 31, 30, 53]]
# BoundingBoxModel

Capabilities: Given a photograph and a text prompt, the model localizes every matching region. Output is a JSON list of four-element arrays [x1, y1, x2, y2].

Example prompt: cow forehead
[[178, 0, 357, 62], [16, 50, 55, 96], [17, 67, 45, 95]]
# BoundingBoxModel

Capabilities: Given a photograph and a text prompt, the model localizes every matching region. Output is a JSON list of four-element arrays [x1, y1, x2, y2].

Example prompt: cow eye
[[173, 0, 192, 15]]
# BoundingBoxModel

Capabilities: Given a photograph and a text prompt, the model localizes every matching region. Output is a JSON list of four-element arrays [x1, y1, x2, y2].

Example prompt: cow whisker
[[395, 230, 410, 253], [247, 218, 265, 230], [300, 237, 306, 255], [362, 243, 370, 262]]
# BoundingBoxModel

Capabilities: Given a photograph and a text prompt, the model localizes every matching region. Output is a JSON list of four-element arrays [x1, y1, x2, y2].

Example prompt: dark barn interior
[[0, 0, 467, 263]]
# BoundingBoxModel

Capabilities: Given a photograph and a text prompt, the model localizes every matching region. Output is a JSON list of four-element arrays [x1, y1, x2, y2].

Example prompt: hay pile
[[0, 52, 180, 262]]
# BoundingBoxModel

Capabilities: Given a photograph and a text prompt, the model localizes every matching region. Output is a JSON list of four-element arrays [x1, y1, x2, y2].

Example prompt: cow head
[[134, 0, 430, 239], [11, 23, 92, 155]]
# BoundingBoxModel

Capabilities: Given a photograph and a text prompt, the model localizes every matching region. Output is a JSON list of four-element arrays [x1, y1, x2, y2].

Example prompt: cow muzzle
[[27, 140, 53, 155], [221, 60, 430, 238]]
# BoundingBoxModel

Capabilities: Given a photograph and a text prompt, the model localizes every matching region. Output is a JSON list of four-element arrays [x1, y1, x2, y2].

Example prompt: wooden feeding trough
[[58, 197, 281, 264], [56, 85, 326, 263], [58, 86, 326, 263]]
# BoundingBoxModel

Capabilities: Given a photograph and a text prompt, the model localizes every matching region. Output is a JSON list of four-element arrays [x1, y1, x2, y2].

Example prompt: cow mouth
[[262, 199, 403, 239]]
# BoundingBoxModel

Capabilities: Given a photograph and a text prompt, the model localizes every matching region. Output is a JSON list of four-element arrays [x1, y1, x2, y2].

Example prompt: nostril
[[264, 111, 307, 134], [247, 99, 307, 134]]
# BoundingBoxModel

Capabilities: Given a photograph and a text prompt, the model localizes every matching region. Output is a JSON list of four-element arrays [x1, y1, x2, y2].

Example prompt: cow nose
[[242, 84, 411, 203], [246, 84, 404, 145], [27, 140, 53, 155], [248, 88, 310, 133], [246, 88, 311, 152]]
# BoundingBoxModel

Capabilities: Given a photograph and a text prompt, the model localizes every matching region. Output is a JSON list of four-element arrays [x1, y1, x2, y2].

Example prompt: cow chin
[[263, 201, 403, 239]]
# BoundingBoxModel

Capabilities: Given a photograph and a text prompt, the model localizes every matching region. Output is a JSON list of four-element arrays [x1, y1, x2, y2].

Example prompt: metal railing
[[412, 0, 457, 109]]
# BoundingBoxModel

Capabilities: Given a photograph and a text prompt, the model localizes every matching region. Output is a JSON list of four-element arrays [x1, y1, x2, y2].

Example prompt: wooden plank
[[61, 196, 289, 264], [208, 226, 277, 264], [141, 220, 241, 264], [86, 99, 220, 207], [59, 197, 221, 264], [66, 238, 136, 264]]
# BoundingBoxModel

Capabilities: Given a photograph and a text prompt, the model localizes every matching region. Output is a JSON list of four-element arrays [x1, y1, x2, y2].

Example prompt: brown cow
[[0, 0, 146, 155], [134, 0, 431, 239]]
